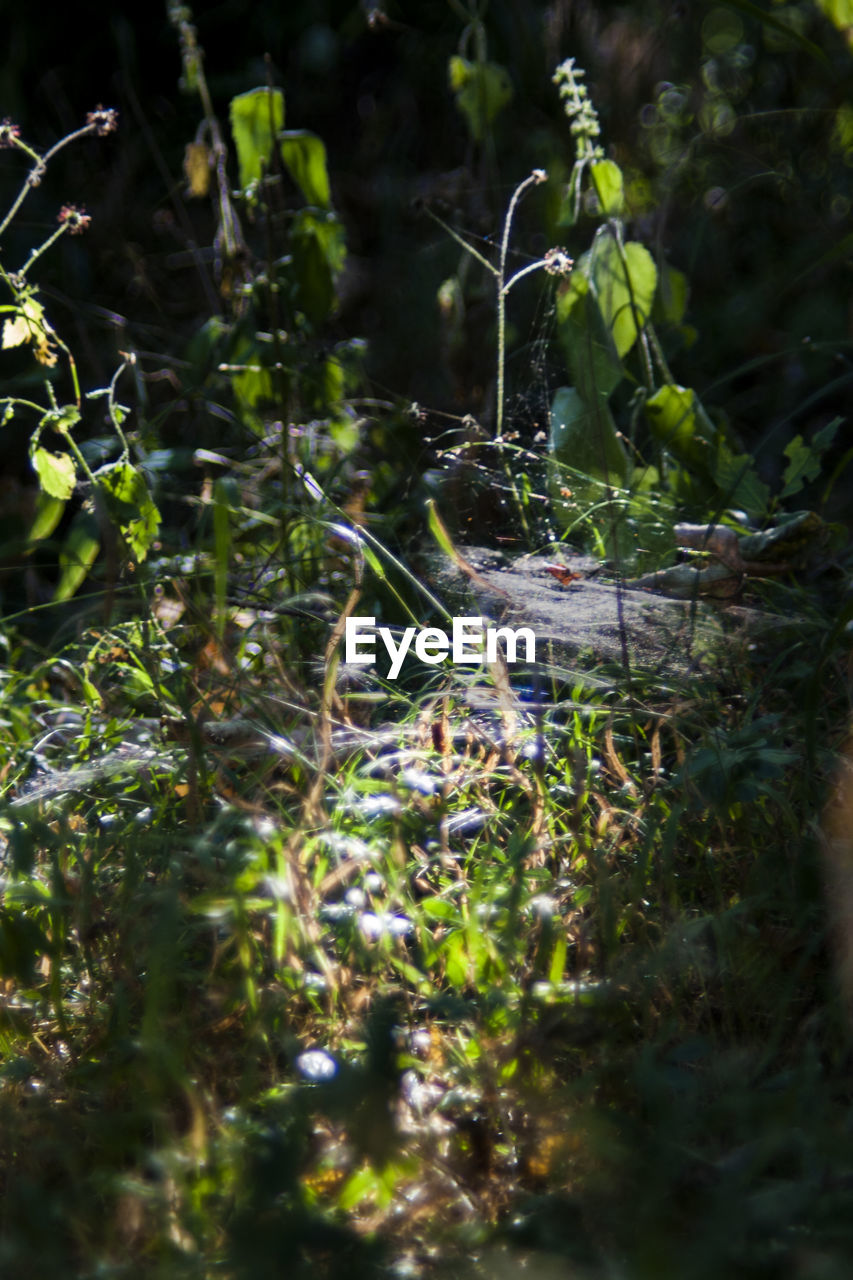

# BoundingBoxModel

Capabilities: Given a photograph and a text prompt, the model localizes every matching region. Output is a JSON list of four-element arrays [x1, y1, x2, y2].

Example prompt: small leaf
[[184, 141, 211, 197], [448, 56, 513, 142], [780, 418, 842, 500], [3, 294, 45, 348], [2, 311, 31, 349], [229, 87, 285, 191], [279, 129, 331, 208], [96, 461, 161, 562], [713, 442, 769, 516], [590, 159, 625, 215], [31, 447, 76, 500]]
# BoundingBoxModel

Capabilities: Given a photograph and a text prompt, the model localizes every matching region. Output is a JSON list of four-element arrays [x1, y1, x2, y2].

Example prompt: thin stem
[[19, 223, 68, 279], [646, 322, 675, 386], [421, 204, 497, 276], [501, 259, 548, 296], [0, 123, 99, 240], [106, 358, 132, 457], [495, 169, 545, 439]]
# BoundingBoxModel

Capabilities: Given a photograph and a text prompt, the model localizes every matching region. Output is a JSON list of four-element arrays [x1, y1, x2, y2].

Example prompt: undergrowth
[[1, 6, 853, 1279]]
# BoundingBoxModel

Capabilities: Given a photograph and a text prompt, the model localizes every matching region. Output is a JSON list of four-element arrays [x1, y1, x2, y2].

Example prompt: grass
[[0, 525, 850, 1278]]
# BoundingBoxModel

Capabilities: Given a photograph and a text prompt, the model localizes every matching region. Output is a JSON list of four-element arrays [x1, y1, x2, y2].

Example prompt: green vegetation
[[1, 3, 852, 1276]]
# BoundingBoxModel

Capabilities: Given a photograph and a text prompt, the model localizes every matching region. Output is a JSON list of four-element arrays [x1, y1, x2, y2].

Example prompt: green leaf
[[817, 0, 853, 48], [656, 264, 689, 326], [44, 404, 82, 435], [279, 129, 331, 209], [549, 386, 628, 486], [426, 498, 457, 559], [213, 476, 237, 639], [548, 385, 631, 552], [713, 442, 770, 516], [590, 159, 624, 215], [95, 461, 161, 562], [780, 417, 842, 500], [229, 87, 285, 191], [0, 908, 49, 982], [645, 385, 769, 514], [590, 230, 657, 358], [448, 55, 513, 142], [556, 265, 623, 402], [27, 493, 65, 544], [645, 384, 717, 475], [55, 510, 100, 601], [290, 210, 346, 324], [31, 447, 76, 500]]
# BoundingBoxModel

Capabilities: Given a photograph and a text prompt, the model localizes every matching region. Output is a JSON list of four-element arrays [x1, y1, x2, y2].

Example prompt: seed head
[[86, 106, 118, 136], [58, 204, 92, 235], [0, 119, 21, 149]]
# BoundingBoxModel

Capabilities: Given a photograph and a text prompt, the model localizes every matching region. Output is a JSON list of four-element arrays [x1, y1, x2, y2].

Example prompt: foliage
[[0, 4, 852, 1279], [0, 110, 160, 602]]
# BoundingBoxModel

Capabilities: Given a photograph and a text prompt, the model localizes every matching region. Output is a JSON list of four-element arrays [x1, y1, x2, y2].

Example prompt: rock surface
[[426, 546, 746, 682]]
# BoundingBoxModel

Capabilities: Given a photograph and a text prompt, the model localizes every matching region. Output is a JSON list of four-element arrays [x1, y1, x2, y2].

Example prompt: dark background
[[2, 0, 852, 508]]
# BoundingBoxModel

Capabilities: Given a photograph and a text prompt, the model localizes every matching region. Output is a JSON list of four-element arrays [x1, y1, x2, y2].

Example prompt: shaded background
[[2, 0, 853, 508]]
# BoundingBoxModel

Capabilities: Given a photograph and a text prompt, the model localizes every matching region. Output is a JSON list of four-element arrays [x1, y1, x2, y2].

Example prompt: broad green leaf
[[448, 56, 513, 142], [31, 447, 76, 500], [548, 385, 631, 551], [590, 230, 657, 358], [590, 159, 625, 215], [229, 87, 285, 191], [291, 210, 346, 324], [549, 386, 628, 486], [645, 384, 717, 475], [27, 493, 65, 544], [55, 510, 100, 601], [556, 265, 623, 401], [280, 129, 331, 209], [645, 385, 768, 514]]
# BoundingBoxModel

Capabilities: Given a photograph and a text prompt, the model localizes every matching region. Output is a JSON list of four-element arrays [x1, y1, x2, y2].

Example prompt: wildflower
[[86, 105, 118, 136], [58, 205, 92, 235], [553, 58, 605, 164], [0, 119, 21, 148]]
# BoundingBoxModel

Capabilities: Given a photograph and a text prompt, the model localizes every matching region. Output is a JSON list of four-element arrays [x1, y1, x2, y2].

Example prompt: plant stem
[[495, 170, 545, 439]]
